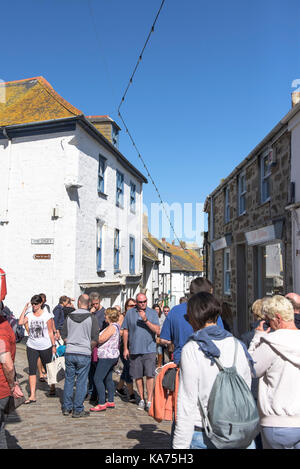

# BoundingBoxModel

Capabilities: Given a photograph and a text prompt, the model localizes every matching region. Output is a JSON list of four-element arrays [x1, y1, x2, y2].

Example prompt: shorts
[[129, 353, 156, 379], [26, 346, 53, 376]]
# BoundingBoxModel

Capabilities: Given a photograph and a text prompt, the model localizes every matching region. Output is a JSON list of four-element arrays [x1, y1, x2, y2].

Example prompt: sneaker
[[129, 394, 136, 403], [115, 388, 127, 398], [137, 399, 145, 410], [146, 401, 151, 412], [90, 404, 107, 412], [72, 410, 90, 418], [106, 402, 115, 409], [62, 409, 72, 416]]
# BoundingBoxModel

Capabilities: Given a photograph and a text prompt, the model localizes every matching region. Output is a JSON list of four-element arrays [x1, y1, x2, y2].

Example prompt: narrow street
[[6, 343, 172, 450]]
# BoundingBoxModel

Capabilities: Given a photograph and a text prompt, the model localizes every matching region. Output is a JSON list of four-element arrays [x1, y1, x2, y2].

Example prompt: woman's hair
[[125, 298, 136, 312], [187, 292, 221, 330], [221, 301, 233, 326], [31, 294, 43, 305], [105, 307, 120, 323], [251, 299, 265, 320], [262, 295, 294, 322]]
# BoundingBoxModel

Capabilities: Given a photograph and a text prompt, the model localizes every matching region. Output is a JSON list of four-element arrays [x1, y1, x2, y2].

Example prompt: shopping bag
[[46, 355, 65, 385]]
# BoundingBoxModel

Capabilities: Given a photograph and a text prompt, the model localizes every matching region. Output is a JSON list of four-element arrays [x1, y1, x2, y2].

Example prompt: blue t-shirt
[[121, 306, 159, 355], [160, 302, 224, 364]]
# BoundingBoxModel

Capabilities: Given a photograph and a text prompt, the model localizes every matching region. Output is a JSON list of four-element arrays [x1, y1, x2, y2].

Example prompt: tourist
[[18, 295, 56, 403], [90, 307, 121, 412]]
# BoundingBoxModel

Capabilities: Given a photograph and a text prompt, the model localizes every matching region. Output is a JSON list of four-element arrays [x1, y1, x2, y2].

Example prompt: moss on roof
[[0, 77, 83, 126], [165, 242, 203, 272]]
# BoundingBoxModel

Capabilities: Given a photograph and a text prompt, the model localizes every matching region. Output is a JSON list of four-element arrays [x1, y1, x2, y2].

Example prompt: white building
[[0, 77, 147, 315], [288, 91, 300, 293], [165, 241, 204, 307]]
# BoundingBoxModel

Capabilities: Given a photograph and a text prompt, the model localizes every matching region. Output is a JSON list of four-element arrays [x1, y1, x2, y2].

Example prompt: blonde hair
[[105, 307, 120, 323], [262, 295, 294, 322], [251, 299, 265, 320]]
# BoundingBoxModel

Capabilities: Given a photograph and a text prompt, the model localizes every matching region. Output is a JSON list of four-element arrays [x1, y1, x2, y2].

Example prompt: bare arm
[[47, 319, 57, 355], [98, 324, 116, 344], [0, 351, 15, 391], [123, 329, 129, 359], [18, 303, 30, 326]]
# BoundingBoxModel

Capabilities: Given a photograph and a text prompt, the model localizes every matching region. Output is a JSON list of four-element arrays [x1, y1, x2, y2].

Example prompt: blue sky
[[1, 0, 300, 243]]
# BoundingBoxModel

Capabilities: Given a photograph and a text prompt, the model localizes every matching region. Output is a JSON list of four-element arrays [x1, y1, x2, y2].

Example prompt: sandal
[[24, 399, 36, 404]]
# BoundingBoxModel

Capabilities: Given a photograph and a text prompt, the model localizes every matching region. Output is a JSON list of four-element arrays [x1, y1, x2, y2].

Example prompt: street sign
[[31, 239, 54, 245], [33, 254, 51, 260]]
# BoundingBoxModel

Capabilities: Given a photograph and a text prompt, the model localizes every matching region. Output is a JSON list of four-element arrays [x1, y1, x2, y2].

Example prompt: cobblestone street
[[5, 343, 172, 450]]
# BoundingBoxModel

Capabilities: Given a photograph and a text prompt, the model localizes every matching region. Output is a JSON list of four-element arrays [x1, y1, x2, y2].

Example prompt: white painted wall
[[0, 125, 144, 315], [0, 131, 78, 316]]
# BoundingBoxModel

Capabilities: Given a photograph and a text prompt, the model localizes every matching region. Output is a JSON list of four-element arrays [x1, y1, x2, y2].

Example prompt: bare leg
[[146, 377, 154, 403], [135, 378, 144, 401], [28, 375, 37, 400]]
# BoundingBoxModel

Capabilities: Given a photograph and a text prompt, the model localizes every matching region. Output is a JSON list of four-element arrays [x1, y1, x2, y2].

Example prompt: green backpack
[[198, 338, 260, 449]]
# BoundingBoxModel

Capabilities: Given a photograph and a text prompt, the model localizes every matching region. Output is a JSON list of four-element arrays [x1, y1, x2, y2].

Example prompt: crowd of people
[[1, 281, 300, 449]]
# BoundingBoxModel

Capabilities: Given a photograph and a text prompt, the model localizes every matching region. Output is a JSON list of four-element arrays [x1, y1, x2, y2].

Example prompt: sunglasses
[[128, 303, 136, 307], [137, 300, 147, 304]]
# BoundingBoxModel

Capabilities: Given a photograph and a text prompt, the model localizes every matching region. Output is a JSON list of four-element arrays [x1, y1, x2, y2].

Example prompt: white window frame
[[96, 220, 103, 272], [223, 248, 231, 295], [116, 170, 124, 208], [130, 181, 136, 213], [98, 155, 106, 194], [261, 152, 271, 203], [238, 171, 247, 216]]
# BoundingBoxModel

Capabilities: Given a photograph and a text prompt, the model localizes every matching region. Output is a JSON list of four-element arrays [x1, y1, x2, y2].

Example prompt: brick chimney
[[292, 92, 300, 108], [86, 115, 121, 148]]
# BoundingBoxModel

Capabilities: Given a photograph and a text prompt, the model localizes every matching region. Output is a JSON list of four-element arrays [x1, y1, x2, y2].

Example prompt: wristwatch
[[143, 317, 148, 323]]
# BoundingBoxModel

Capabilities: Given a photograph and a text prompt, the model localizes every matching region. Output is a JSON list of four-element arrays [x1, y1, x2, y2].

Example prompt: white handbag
[[46, 354, 65, 385]]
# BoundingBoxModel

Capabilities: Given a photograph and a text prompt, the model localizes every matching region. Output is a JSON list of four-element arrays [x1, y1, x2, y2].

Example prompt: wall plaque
[[33, 254, 51, 260]]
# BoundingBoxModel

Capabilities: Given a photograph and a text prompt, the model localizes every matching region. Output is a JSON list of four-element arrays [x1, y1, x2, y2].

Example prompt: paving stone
[[5, 343, 172, 449]]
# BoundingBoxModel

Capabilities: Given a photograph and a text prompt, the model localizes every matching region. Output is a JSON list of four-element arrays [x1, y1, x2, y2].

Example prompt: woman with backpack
[[173, 292, 257, 449]]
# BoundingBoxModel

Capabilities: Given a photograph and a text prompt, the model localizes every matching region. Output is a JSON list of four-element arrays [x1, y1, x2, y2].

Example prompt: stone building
[[204, 95, 300, 336]]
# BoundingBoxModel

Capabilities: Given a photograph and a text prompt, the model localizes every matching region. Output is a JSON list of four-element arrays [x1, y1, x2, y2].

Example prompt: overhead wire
[[117, 0, 186, 249]]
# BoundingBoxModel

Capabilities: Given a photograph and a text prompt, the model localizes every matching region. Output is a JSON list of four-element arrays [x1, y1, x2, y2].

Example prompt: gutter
[[0, 115, 148, 184]]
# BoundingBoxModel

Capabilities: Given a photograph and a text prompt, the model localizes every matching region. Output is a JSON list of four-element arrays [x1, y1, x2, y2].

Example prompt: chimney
[[86, 115, 121, 148], [292, 92, 300, 108], [143, 213, 149, 239]]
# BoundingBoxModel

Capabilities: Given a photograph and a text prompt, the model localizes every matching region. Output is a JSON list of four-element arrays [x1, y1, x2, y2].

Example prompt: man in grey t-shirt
[[122, 293, 160, 412]]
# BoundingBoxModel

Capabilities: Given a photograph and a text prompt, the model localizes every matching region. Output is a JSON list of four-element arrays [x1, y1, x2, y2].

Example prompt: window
[[116, 170, 124, 207], [114, 229, 120, 271], [130, 181, 136, 213], [112, 126, 119, 148], [224, 186, 230, 223], [96, 220, 103, 272], [129, 236, 135, 274], [261, 153, 271, 203], [224, 248, 231, 295], [238, 172, 246, 215], [98, 155, 106, 193]]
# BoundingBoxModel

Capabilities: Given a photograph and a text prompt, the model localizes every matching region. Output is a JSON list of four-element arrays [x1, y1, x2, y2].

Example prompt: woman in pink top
[[90, 308, 120, 412]]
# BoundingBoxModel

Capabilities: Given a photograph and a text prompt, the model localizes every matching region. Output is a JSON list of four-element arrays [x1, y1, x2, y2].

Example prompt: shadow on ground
[[127, 424, 171, 449]]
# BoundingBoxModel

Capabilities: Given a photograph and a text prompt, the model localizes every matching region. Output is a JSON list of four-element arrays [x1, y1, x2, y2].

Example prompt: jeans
[[94, 357, 118, 405], [0, 396, 10, 449], [87, 360, 98, 399], [261, 426, 300, 449], [63, 354, 91, 413], [190, 430, 256, 449]]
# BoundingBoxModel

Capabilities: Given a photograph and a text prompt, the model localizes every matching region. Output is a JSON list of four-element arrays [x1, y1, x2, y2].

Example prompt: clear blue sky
[[1, 0, 300, 243]]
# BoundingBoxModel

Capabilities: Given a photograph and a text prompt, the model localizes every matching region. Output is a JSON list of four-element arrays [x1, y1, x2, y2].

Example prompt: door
[[236, 244, 248, 336]]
